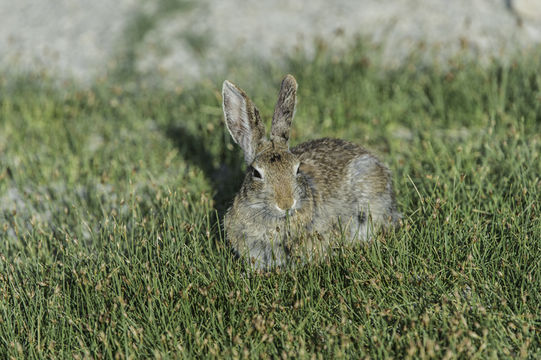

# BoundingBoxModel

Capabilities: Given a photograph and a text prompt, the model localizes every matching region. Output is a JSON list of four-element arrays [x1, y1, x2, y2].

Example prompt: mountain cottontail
[[222, 75, 400, 269]]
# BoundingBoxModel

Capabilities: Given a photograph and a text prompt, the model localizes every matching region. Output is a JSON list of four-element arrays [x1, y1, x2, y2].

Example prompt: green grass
[[1, 44, 540, 358]]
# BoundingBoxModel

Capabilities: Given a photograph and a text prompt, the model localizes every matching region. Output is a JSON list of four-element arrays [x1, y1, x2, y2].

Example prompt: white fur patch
[[349, 154, 378, 178]]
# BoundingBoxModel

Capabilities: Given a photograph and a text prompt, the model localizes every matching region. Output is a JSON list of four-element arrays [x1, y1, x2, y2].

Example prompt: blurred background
[[2, 2, 541, 358], [2, 0, 541, 86]]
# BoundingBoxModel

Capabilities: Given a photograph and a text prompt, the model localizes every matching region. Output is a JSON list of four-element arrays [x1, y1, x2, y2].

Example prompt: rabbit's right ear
[[222, 80, 266, 164]]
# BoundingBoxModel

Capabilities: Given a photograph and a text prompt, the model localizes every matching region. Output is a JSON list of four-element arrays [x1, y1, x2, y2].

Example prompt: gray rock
[[513, 0, 541, 21], [0, 0, 137, 83], [1, 0, 540, 85], [135, 0, 541, 86]]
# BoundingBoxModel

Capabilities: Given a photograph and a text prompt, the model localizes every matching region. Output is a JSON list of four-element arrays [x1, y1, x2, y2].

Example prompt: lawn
[[1, 44, 540, 358]]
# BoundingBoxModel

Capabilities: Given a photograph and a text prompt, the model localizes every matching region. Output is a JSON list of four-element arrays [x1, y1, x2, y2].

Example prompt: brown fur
[[271, 74, 297, 145], [222, 75, 400, 269]]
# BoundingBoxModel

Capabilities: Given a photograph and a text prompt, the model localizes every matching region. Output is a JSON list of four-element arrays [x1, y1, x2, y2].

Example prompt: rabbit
[[222, 74, 400, 269]]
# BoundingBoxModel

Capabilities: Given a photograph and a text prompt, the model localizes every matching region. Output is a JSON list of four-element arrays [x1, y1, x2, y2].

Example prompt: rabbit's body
[[222, 75, 399, 269], [293, 138, 399, 238]]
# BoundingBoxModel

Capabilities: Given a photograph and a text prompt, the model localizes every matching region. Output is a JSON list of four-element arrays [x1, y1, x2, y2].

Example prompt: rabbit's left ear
[[271, 74, 297, 147]]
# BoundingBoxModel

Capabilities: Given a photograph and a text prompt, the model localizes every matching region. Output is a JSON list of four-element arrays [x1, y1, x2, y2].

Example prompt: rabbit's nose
[[276, 198, 295, 212]]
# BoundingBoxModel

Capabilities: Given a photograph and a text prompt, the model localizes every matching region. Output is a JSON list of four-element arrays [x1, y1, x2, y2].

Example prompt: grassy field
[[1, 44, 540, 358]]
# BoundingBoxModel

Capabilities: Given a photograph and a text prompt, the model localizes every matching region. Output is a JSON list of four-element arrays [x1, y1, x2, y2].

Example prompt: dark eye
[[252, 167, 262, 179], [295, 163, 301, 175]]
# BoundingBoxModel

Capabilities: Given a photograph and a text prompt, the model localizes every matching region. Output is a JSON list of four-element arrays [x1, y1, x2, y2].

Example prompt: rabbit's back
[[292, 138, 369, 199], [292, 138, 400, 239]]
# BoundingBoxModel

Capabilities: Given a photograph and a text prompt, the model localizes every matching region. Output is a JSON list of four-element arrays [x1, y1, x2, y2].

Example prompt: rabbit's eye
[[252, 167, 262, 179], [295, 163, 301, 175]]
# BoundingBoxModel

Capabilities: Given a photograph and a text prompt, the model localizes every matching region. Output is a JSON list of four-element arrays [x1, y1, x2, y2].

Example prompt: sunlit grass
[[0, 44, 540, 358]]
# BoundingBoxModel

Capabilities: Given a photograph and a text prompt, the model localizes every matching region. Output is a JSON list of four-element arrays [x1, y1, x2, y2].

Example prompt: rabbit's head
[[222, 75, 307, 218]]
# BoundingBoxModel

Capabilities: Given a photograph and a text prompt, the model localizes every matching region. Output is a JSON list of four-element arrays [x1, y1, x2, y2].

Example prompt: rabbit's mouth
[[273, 204, 298, 219], [248, 201, 299, 220], [276, 209, 296, 219]]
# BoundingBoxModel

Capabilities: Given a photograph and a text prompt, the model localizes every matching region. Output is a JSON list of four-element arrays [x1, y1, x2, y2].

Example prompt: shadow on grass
[[164, 124, 244, 217], [164, 123, 247, 265]]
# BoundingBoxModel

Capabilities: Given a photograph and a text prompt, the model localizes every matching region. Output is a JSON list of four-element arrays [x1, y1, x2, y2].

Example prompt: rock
[[134, 0, 541, 86], [1, 0, 541, 85], [513, 0, 541, 21], [0, 0, 137, 83]]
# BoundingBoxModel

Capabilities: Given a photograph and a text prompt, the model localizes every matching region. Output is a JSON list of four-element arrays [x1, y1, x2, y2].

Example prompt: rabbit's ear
[[271, 74, 297, 146], [222, 80, 266, 164]]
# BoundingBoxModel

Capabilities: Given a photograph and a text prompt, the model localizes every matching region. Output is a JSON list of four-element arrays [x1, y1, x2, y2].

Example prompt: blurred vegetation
[[0, 42, 540, 358]]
